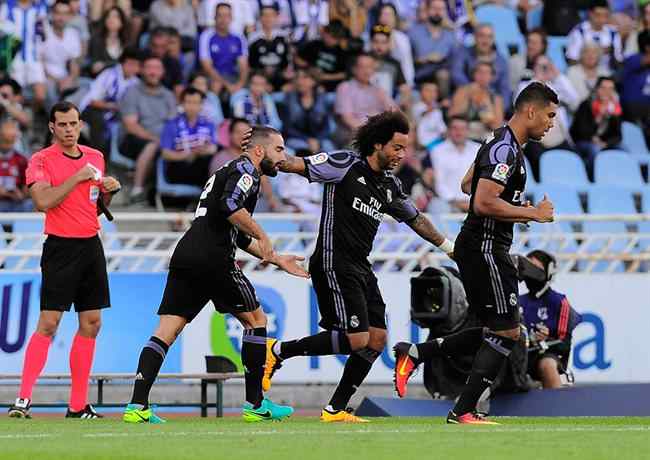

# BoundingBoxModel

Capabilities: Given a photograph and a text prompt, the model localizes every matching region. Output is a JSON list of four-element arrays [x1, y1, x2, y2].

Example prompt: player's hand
[[102, 176, 121, 193], [258, 235, 275, 263], [241, 128, 252, 151], [534, 194, 555, 223], [74, 165, 98, 183], [274, 254, 310, 278]]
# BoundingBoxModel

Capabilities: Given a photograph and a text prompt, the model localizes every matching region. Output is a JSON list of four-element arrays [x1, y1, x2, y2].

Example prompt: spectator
[[295, 20, 349, 93], [149, 0, 197, 50], [42, 0, 82, 108], [570, 76, 622, 176], [509, 28, 547, 89], [209, 116, 249, 172], [280, 68, 333, 153], [621, 30, 650, 146], [166, 27, 194, 83], [624, 2, 650, 56], [329, 0, 367, 38], [276, 148, 322, 221], [449, 61, 504, 142], [87, 6, 129, 77], [198, 3, 249, 100], [566, 43, 611, 104], [0, 118, 31, 212], [566, 0, 623, 73], [89, 0, 132, 24], [412, 81, 445, 150], [231, 72, 282, 130], [408, 0, 455, 94], [370, 25, 408, 100], [187, 72, 224, 127], [198, 0, 255, 36], [451, 23, 511, 107], [445, 0, 476, 42], [0, 0, 48, 110], [160, 87, 217, 187], [292, 0, 329, 43], [79, 47, 141, 153], [148, 26, 184, 94], [119, 54, 177, 202], [425, 116, 479, 213], [541, 0, 581, 37], [248, 4, 292, 91], [0, 78, 31, 132], [375, 3, 414, 86], [67, 0, 91, 54]]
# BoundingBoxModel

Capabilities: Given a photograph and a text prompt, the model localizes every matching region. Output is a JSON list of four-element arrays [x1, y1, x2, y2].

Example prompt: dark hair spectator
[[87, 6, 129, 77]]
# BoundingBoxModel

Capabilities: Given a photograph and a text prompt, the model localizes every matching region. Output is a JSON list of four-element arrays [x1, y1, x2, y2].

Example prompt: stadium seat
[[109, 124, 135, 170], [539, 150, 590, 190], [526, 5, 543, 30], [475, 5, 525, 57], [621, 121, 650, 165], [638, 188, 650, 261], [547, 36, 569, 73], [593, 151, 645, 191], [155, 157, 203, 211], [524, 155, 539, 194]]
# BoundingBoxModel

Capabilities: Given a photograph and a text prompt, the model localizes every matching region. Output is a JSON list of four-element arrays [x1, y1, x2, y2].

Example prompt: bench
[[0, 372, 243, 417]]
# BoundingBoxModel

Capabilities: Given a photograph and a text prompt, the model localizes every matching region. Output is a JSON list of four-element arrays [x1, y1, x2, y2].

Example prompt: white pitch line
[[0, 434, 55, 439]]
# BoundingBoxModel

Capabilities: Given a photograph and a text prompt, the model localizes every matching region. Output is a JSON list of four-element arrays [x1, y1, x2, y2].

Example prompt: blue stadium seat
[[109, 124, 135, 169], [539, 150, 590, 190], [638, 189, 650, 258], [529, 186, 581, 260], [155, 157, 203, 210], [621, 121, 650, 165], [547, 36, 569, 73], [526, 5, 543, 30], [524, 155, 539, 194], [475, 5, 525, 57], [593, 151, 645, 191], [534, 185, 583, 215]]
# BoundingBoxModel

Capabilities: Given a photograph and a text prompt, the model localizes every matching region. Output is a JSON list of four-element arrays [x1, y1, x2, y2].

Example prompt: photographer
[[520, 250, 582, 389]]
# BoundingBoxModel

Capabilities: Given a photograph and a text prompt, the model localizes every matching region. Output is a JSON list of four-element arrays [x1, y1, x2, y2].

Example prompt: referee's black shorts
[[454, 243, 520, 331], [40, 235, 110, 312], [158, 266, 260, 322], [310, 266, 387, 333]]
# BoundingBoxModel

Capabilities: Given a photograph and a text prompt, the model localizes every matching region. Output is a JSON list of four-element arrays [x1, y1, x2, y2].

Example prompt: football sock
[[279, 330, 352, 359], [242, 327, 267, 408], [412, 327, 485, 362], [328, 347, 380, 411], [453, 332, 516, 415], [69, 334, 96, 412], [18, 332, 52, 400], [130, 336, 169, 407]]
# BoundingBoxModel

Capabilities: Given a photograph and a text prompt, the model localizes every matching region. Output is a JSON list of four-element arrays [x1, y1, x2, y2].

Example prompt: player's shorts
[[40, 235, 110, 312], [10, 59, 46, 86], [310, 267, 387, 333], [158, 266, 260, 322], [454, 244, 520, 331]]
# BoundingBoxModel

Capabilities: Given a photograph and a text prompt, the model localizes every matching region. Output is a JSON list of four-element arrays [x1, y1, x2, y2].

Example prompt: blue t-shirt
[[198, 29, 247, 79], [160, 114, 217, 152], [519, 289, 582, 341], [621, 54, 650, 106]]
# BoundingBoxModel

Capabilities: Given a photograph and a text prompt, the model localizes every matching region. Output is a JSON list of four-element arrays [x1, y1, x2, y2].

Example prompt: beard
[[260, 157, 278, 177]]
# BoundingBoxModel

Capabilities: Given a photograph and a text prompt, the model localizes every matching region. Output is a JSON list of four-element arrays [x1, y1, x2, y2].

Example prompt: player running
[[393, 82, 558, 424], [260, 111, 455, 422], [123, 126, 308, 424]]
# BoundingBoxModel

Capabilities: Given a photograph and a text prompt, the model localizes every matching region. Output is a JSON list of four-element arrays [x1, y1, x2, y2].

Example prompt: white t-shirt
[[430, 139, 480, 202], [566, 21, 623, 69], [199, 0, 255, 35], [277, 171, 322, 215], [41, 26, 81, 80]]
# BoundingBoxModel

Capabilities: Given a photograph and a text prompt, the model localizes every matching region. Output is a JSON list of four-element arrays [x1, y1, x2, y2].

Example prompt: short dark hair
[[119, 46, 142, 63], [323, 19, 348, 39], [0, 78, 21, 95], [52, 0, 71, 10], [229, 117, 250, 134], [354, 52, 375, 66], [527, 27, 548, 53], [141, 51, 162, 65], [49, 101, 81, 123], [260, 2, 279, 13], [352, 111, 410, 157], [246, 125, 282, 149], [150, 26, 170, 39], [589, 0, 609, 10], [215, 2, 232, 12], [449, 115, 469, 125], [180, 86, 206, 101], [595, 76, 616, 88], [514, 81, 559, 111], [472, 61, 493, 75]]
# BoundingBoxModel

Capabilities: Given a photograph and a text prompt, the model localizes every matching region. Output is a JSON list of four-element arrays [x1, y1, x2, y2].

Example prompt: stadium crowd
[[0, 0, 648, 212]]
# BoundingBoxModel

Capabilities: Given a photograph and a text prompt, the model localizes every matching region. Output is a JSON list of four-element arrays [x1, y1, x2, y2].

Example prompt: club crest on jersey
[[237, 174, 254, 192], [492, 163, 510, 182], [509, 293, 518, 306], [350, 315, 360, 328], [309, 152, 328, 165]]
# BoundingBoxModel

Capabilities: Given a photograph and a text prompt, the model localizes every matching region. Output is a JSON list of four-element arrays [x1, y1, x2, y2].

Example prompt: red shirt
[[25, 144, 105, 238], [0, 150, 28, 191]]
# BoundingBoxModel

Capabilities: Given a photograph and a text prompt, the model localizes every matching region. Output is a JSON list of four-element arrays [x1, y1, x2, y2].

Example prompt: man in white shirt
[[427, 116, 479, 212], [566, 0, 623, 72]]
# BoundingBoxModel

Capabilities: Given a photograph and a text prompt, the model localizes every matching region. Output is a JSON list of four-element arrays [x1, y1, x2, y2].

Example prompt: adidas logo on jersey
[[357, 176, 366, 185]]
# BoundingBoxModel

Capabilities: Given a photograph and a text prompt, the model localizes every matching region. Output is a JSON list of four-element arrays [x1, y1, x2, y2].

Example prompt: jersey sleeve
[[159, 120, 177, 151], [218, 161, 258, 217], [25, 153, 51, 186], [303, 151, 357, 184], [385, 176, 419, 222], [475, 142, 517, 186]]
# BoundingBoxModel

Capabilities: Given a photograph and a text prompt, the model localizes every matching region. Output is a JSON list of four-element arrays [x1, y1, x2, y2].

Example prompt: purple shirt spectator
[[198, 29, 248, 79]]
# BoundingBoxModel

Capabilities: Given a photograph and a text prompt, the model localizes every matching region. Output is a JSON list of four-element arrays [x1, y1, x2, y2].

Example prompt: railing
[[1, 213, 649, 273]]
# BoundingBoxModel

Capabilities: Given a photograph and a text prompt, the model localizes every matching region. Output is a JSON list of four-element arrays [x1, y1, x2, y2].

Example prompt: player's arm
[[461, 163, 474, 195], [474, 179, 553, 223], [278, 155, 307, 176], [240, 236, 309, 278], [30, 165, 96, 211], [406, 213, 455, 257], [227, 208, 274, 261]]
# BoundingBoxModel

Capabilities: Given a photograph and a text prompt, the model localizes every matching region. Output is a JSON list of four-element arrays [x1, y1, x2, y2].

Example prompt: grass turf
[[1, 416, 649, 460]]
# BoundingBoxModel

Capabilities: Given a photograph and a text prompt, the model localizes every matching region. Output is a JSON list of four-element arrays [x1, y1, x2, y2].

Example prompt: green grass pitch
[[2, 416, 649, 460]]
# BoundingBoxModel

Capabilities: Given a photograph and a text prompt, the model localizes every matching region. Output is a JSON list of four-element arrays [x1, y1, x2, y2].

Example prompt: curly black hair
[[352, 110, 410, 157]]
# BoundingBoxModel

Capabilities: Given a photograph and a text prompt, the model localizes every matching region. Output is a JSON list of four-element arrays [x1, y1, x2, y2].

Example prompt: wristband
[[437, 239, 454, 254]]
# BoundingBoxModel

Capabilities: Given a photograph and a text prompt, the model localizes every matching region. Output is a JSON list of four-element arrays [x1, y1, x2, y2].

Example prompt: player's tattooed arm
[[227, 209, 274, 261], [278, 156, 307, 176], [407, 213, 454, 257]]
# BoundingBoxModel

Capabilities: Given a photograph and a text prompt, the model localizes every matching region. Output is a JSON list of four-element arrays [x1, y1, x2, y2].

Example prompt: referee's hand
[[102, 176, 121, 194]]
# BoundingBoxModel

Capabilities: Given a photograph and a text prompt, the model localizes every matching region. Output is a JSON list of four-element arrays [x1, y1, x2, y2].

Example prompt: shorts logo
[[350, 315, 359, 328], [309, 152, 328, 165], [236, 174, 254, 192], [509, 293, 518, 306], [89, 185, 99, 202], [386, 189, 392, 203], [492, 163, 510, 182]]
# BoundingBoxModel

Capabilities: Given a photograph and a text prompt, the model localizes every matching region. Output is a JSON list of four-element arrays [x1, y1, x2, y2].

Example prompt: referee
[[8, 102, 121, 419]]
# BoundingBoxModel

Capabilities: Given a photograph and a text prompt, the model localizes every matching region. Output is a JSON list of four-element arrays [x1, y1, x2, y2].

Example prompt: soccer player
[[123, 126, 308, 424], [260, 111, 455, 423], [393, 82, 558, 424], [8, 102, 121, 419]]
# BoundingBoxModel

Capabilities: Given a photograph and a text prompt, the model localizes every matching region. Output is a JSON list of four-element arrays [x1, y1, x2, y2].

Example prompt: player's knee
[[347, 332, 370, 351]]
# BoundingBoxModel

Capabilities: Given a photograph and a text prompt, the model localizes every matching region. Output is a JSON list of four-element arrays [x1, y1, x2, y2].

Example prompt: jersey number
[[194, 174, 216, 218]]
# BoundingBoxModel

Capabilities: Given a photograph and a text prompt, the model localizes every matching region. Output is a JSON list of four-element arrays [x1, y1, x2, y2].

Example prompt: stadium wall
[[0, 273, 648, 383]]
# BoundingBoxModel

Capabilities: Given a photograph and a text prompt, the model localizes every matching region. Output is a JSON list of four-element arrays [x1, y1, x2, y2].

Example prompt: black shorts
[[40, 235, 110, 312], [158, 266, 260, 322], [455, 246, 520, 331], [311, 267, 387, 333], [528, 343, 571, 380], [119, 134, 153, 160]]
